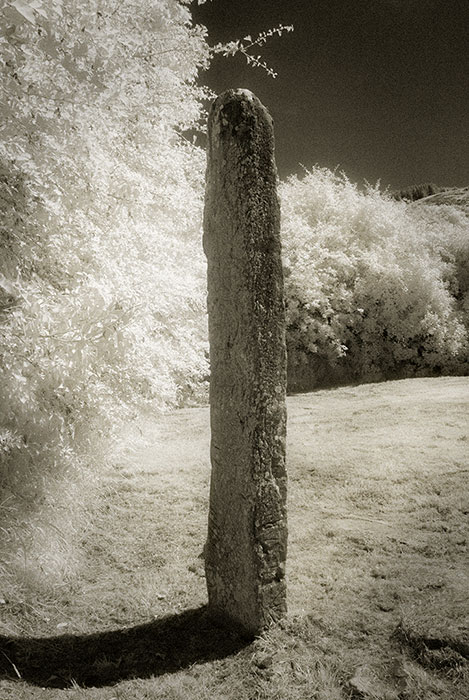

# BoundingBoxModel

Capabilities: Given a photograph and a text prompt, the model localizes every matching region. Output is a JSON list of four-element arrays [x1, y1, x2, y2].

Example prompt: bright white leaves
[[0, 0, 210, 529], [280, 168, 469, 381], [212, 25, 294, 78]]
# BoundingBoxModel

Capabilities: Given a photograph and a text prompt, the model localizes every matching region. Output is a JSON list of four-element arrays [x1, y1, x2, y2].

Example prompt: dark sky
[[192, 0, 468, 191]]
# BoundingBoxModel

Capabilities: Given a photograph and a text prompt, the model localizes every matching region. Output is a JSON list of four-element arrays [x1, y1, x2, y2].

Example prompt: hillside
[[413, 186, 469, 214], [0, 377, 467, 699]]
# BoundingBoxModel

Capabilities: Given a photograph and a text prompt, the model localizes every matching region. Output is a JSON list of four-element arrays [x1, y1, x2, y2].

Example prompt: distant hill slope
[[412, 186, 469, 214]]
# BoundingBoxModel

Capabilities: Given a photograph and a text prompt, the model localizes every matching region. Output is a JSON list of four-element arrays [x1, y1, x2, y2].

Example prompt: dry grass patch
[[0, 376, 467, 698]]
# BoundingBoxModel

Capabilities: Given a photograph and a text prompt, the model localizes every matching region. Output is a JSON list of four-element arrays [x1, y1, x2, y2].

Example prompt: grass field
[[0, 376, 468, 699]]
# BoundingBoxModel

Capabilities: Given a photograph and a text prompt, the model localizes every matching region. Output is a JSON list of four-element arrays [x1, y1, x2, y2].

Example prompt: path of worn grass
[[0, 377, 468, 699]]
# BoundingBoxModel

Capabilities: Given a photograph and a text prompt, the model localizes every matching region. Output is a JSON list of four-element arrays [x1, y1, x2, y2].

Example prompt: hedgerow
[[280, 168, 469, 390]]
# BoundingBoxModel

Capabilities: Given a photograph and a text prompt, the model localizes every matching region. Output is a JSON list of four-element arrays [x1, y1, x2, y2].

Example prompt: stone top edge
[[209, 89, 273, 126]]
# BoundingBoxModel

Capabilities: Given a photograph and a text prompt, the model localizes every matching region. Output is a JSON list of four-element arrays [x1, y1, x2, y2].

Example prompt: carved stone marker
[[203, 89, 287, 636]]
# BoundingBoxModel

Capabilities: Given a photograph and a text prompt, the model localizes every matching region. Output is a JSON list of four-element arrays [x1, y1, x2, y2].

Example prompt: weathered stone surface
[[203, 89, 287, 635]]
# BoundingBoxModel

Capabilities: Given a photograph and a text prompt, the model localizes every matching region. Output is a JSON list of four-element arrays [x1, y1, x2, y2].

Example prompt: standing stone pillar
[[203, 89, 287, 636]]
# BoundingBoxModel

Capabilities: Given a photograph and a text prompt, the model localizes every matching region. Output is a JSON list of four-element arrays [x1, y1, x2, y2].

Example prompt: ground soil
[[0, 376, 467, 699]]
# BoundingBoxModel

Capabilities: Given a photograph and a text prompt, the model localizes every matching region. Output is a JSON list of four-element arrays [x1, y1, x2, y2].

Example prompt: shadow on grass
[[0, 605, 250, 689]]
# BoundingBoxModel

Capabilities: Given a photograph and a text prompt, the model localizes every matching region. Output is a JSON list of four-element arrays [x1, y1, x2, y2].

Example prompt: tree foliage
[[280, 169, 469, 390], [0, 0, 211, 575]]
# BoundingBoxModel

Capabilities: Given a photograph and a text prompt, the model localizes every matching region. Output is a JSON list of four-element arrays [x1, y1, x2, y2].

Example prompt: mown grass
[[0, 377, 468, 699]]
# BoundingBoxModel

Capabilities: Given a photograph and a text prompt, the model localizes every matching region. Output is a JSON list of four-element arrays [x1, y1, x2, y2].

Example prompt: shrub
[[280, 168, 469, 391]]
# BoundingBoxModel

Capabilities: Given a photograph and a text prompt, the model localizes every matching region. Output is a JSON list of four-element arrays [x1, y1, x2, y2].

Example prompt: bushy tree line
[[281, 169, 469, 390], [391, 182, 443, 202]]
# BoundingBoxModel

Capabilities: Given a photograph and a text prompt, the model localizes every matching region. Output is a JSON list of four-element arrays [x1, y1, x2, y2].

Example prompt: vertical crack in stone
[[203, 89, 287, 636]]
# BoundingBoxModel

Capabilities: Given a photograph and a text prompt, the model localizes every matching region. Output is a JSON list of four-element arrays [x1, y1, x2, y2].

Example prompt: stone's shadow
[[0, 606, 250, 689]]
